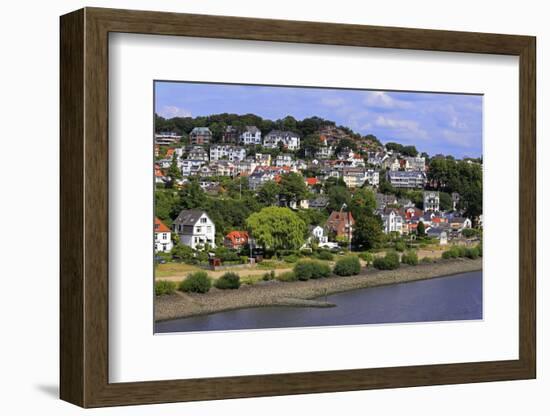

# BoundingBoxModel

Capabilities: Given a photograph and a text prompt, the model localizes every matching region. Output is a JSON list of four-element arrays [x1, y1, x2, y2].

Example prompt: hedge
[[294, 260, 332, 280], [179, 271, 211, 293], [333, 256, 361, 276], [442, 245, 481, 260], [276, 271, 298, 282], [315, 250, 334, 261], [214, 272, 241, 289], [155, 280, 176, 296], [358, 252, 375, 266], [401, 250, 419, 266], [373, 251, 400, 270]]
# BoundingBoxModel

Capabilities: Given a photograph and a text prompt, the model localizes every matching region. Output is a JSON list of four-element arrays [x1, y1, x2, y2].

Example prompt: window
[[196, 227, 201, 233], [201, 217, 207, 223], [162, 233, 167, 239]]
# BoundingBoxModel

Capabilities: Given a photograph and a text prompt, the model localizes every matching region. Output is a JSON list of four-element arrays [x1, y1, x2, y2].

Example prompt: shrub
[[421, 256, 436, 264], [358, 252, 374, 266], [464, 247, 479, 259], [461, 228, 478, 238], [442, 246, 460, 259], [373, 251, 400, 270], [395, 241, 406, 252], [316, 250, 334, 261], [214, 272, 241, 289], [179, 271, 211, 293], [155, 280, 176, 296], [214, 246, 241, 262], [276, 271, 297, 282], [262, 270, 276, 281], [283, 254, 300, 263], [477, 243, 483, 257], [401, 250, 419, 266], [294, 260, 332, 280], [333, 256, 361, 276]]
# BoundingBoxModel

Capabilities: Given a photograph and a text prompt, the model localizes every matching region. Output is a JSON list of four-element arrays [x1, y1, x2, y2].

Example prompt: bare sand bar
[[155, 258, 482, 322]]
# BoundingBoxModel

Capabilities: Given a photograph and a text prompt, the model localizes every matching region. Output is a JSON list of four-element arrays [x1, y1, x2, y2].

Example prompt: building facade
[[240, 126, 262, 145], [423, 191, 440, 211], [173, 210, 216, 249], [154, 217, 173, 253], [189, 127, 212, 145], [263, 130, 300, 150]]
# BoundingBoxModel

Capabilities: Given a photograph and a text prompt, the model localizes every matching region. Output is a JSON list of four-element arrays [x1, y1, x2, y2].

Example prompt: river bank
[[155, 257, 482, 322]]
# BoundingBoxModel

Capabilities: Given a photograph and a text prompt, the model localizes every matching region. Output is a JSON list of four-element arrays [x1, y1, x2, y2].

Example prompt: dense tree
[[385, 142, 418, 156], [257, 180, 280, 206], [352, 215, 384, 250], [350, 187, 377, 219], [439, 191, 453, 211], [300, 134, 323, 159], [327, 185, 352, 213], [246, 207, 307, 254], [279, 172, 309, 204], [417, 221, 426, 237], [166, 156, 182, 185], [155, 190, 180, 223], [175, 179, 207, 211], [378, 171, 396, 195], [335, 138, 358, 154]]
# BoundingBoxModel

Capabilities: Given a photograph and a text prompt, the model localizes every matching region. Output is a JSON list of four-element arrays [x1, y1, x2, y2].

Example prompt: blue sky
[[155, 82, 483, 158]]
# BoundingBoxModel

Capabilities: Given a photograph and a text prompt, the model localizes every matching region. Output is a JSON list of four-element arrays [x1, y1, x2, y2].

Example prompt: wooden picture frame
[[60, 7, 536, 408]]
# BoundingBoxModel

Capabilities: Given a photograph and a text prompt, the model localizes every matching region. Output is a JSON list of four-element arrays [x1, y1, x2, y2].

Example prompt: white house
[[387, 171, 427, 189], [380, 209, 404, 234], [154, 217, 173, 253], [173, 210, 216, 250], [155, 131, 181, 145], [180, 159, 205, 176], [311, 225, 329, 245], [240, 126, 262, 145], [209, 145, 246, 162], [275, 154, 294, 167], [263, 130, 300, 150], [423, 191, 440, 212], [405, 156, 426, 172], [255, 153, 272, 167], [187, 146, 209, 162]]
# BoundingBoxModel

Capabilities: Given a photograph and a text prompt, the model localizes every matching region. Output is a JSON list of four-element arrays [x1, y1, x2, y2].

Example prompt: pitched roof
[[244, 126, 260, 133], [154, 217, 170, 232], [173, 210, 210, 226], [305, 177, 319, 186], [190, 127, 212, 135], [225, 231, 249, 243]]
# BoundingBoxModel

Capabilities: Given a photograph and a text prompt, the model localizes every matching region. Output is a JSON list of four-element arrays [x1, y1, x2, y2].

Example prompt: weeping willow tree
[[246, 207, 307, 256]]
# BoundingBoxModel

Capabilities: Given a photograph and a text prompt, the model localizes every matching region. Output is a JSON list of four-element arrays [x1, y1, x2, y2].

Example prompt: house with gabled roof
[[173, 210, 216, 249], [189, 127, 212, 145], [224, 231, 249, 250], [154, 217, 173, 253]]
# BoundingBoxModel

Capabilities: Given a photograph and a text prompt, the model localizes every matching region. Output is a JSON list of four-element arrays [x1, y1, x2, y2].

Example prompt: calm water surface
[[155, 271, 482, 333]]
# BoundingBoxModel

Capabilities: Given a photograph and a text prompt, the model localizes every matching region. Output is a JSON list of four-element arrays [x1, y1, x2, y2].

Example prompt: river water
[[155, 271, 482, 333]]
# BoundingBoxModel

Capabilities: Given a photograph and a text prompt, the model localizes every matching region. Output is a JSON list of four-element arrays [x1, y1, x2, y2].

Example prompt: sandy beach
[[155, 258, 482, 322]]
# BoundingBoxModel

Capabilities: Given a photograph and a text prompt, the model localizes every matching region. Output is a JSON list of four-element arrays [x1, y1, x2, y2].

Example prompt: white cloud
[[363, 91, 412, 110], [158, 105, 192, 118], [375, 115, 428, 139]]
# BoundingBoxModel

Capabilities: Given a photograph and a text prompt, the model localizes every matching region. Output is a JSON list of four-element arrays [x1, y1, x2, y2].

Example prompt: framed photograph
[[60, 7, 536, 408]]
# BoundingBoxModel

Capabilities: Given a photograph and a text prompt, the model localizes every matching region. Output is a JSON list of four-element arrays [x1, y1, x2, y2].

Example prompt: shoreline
[[155, 258, 482, 322]]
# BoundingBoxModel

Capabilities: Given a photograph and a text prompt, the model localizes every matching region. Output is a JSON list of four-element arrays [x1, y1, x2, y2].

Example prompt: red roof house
[[224, 231, 249, 250]]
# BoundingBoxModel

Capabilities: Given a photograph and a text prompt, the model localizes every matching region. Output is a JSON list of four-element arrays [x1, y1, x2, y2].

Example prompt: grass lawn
[[154, 262, 201, 278]]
